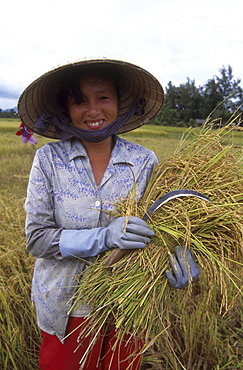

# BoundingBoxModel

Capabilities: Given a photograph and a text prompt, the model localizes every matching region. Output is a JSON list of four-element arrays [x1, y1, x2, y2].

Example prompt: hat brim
[[18, 59, 164, 139]]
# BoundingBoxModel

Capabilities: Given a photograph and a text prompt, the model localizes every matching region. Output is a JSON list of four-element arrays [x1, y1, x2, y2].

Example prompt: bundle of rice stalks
[[72, 126, 243, 369]]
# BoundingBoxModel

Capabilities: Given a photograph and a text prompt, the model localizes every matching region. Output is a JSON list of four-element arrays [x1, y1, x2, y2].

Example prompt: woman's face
[[67, 74, 118, 131]]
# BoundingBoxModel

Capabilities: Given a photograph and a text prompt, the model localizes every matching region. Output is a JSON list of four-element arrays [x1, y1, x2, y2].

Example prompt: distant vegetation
[[0, 109, 18, 119], [150, 65, 243, 127]]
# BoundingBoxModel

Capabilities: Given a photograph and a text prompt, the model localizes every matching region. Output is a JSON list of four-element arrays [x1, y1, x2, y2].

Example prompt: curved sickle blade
[[104, 189, 210, 269], [142, 189, 210, 221]]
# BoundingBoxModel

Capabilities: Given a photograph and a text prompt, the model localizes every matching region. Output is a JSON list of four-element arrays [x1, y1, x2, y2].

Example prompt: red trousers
[[39, 317, 144, 370]]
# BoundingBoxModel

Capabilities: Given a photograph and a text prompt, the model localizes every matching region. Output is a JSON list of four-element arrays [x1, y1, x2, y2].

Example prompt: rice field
[[1, 118, 243, 369]]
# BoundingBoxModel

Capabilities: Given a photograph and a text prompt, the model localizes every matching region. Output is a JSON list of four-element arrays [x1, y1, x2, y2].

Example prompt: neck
[[81, 136, 113, 157], [81, 136, 113, 185]]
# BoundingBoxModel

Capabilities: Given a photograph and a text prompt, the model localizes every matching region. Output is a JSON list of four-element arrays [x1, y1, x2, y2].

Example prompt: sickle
[[103, 189, 210, 269]]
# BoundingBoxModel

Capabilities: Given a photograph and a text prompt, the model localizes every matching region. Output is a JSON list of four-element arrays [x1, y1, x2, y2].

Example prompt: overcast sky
[[1, 0, 242, 109]]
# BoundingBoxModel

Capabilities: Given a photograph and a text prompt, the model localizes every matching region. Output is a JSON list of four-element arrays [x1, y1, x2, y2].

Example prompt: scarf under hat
[[35, 99, 146, 142]]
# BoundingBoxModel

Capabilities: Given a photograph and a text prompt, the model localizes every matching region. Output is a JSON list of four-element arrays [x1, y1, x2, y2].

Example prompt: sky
[[1, 0, 243, 110]]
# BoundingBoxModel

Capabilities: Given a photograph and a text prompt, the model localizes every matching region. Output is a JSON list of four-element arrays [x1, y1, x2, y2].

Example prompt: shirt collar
[[67, 138, 89, 161], [67, 137, 134, 166], [110, 137, 134, 166]]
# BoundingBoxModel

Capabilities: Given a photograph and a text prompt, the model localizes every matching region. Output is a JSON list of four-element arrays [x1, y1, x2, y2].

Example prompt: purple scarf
[[35, 99, 146, 142]]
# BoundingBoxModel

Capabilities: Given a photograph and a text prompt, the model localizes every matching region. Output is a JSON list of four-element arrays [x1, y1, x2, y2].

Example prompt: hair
[[56, 64, 122, 116]]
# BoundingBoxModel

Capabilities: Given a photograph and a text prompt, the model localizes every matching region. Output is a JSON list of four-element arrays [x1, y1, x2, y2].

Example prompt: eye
[[75, 98, 86, 105]]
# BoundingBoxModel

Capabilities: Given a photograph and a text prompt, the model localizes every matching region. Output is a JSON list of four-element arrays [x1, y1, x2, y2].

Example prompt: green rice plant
[[121, 125, 194, 162], [72, 125, 243, 369]]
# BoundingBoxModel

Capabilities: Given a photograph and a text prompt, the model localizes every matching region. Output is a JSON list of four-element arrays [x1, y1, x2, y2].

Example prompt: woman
[[18, 59, 199, 369], [16, 121, 37, 144]]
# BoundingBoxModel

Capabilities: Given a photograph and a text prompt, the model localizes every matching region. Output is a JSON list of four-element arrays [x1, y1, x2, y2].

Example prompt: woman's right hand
[[59, 216, 154, 258], [106, 216, 154, 250]]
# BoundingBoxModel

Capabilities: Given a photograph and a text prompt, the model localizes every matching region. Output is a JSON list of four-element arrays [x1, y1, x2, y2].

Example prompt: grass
[[1, 118, 243, 369]]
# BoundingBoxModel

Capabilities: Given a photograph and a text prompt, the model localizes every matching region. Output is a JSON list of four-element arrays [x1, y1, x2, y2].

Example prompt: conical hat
[[18, 58, 164, 139]]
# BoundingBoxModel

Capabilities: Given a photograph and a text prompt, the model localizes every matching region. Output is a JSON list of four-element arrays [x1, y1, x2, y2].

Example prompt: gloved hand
[[165, 246, 200, 289], [59, 216, 154, 258], [106, 216, 154, 250]]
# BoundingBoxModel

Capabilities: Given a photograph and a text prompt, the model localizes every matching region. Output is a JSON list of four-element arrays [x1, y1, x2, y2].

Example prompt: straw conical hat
[[18, 58, 164, 139]]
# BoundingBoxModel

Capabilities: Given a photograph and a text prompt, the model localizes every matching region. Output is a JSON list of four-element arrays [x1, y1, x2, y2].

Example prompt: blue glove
[[106, 216, 154, 249], [165, 246, 200, 289], [59, 216, 154, 258]]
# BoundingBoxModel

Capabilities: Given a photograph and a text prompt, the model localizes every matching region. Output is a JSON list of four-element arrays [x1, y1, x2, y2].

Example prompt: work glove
[[106, 216, 154, 250], [165, 246, 200, 289], [59, 216, 154, 258]]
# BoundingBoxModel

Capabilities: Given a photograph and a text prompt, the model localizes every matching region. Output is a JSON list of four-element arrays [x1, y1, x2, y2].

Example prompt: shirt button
[[95, 200, 101, 207]]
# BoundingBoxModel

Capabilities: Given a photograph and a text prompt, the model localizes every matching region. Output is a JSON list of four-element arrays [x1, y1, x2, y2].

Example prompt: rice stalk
[[0, 196, 40, 369], [73, 125, 243, 369]]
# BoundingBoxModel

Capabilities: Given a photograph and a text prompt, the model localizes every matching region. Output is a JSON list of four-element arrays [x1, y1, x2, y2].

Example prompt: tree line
[[0, 109, 18, 119], [1, 65, 242, 126], [151, 65, 243, 127]]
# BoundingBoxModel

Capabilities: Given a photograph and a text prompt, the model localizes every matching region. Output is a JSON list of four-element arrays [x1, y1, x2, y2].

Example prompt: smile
[[85, 120, 104, 129]]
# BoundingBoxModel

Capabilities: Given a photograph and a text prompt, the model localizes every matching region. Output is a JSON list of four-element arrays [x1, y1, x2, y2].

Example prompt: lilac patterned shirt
[[25, 136, 158, 341]]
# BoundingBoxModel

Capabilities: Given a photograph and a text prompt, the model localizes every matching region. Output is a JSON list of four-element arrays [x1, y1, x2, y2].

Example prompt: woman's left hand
[[165, 246, 200, 289]]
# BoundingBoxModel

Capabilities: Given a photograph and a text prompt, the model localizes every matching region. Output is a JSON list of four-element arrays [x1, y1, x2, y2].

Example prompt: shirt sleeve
[[25, 150, 63, 259]]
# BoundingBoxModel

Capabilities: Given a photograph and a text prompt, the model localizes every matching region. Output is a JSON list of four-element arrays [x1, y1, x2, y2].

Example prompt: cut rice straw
[[72, 124, 243, 369]]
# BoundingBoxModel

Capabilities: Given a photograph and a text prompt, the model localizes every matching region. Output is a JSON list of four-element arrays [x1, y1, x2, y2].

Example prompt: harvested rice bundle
[[72, 127, 243, 369]]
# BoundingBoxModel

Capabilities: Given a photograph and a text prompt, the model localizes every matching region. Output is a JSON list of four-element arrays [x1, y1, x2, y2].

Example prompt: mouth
[[84, 119, 104, 130]]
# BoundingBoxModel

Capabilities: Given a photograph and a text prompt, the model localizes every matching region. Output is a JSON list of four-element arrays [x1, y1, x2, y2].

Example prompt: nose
[[87, 100, 100, 116]]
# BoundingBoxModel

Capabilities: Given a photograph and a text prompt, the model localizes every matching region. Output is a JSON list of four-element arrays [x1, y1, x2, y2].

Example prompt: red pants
[[39, 317, 144, 369]]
